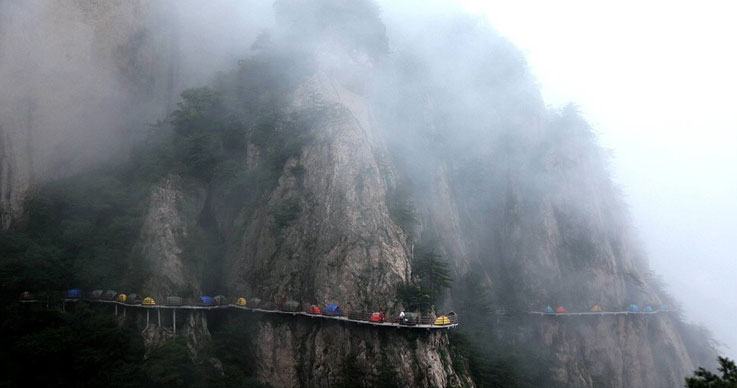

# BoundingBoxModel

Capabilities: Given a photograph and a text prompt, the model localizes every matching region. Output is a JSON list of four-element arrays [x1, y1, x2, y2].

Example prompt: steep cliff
[[371, 9, 714, 387], [0, 1, 717, 387], [0, 0, 269, 229], [121, 2, 473, 385]]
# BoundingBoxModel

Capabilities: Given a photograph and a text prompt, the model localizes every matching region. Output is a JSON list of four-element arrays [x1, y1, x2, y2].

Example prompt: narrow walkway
[[20, 294, 459, 330], [525, 310, 671, 316]]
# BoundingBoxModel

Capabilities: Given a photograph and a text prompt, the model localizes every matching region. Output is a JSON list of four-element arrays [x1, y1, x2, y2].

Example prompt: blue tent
[[544, 305, 554, 313], [659, 304, 668, 311], [627, 304, 640, 312], [643, 305, 654, 312], [66, 288, 82, 299], [198, 296, 214, 306], [323, 304, 342, 316]]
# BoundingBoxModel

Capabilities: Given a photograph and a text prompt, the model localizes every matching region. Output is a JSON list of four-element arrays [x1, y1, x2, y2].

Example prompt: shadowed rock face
[[253, 318, 469, 388]]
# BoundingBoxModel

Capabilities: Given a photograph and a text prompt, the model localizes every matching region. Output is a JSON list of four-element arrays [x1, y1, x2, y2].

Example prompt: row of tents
[[543, 304, 669, 313], [20, 289, 456, 326]]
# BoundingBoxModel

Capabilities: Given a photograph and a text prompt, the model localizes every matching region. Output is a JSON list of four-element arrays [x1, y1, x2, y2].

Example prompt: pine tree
[[685, 357, 737, 387]]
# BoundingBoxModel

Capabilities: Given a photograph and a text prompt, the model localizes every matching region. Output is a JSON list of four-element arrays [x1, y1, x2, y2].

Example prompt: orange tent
[[369, 312, 385, 322]]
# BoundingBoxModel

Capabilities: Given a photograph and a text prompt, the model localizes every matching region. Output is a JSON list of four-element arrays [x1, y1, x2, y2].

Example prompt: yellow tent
[[434, 315, 451, 325], [590, 305, 602, 312], [143, 297, 156, 306], [236, 297, 247, 307], [117, 293, 127, 303]]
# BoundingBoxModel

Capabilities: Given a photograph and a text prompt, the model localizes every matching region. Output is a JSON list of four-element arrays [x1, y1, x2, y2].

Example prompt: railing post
[[158, 309, 161, 327], [115, 304, 118, 316], [146, 310, 149, 327], [173, 309, 176, 334]]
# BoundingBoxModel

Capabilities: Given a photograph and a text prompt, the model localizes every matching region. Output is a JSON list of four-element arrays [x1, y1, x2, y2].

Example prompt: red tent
[[369, 312, 385, 322], [307, 305, 321, 314], [555, 306, 568, 313]]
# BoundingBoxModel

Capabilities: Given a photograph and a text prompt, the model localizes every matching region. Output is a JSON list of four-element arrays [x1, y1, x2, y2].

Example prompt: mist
[[0, 0, 732, 385], [455, 0, 737, 358]]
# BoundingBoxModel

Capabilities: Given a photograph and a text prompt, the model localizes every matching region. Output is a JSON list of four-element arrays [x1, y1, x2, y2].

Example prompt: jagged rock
[[139, 174, 206, 297], [251, 317, 470, 388]]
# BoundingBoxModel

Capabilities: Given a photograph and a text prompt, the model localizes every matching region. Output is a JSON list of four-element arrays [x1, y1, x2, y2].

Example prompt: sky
[[455, 0, 737, 358]]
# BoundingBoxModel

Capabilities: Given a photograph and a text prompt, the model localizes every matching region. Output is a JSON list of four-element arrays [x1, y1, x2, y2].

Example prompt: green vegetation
[[396, 283, 433, 312], [397, 247, 453, 312], [686, 357, 737, 388], [0, 303, 269, 388], [0, 303, 144, 388], [0, 169, 152, 292], [413, 249, 453, 301]]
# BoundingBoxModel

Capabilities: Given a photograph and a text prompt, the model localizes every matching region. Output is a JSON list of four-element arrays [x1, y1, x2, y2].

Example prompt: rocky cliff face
[[370, 9, 712, 386], [127, 2, 473, 385], [0, 0, 171, 228], [225, 71, 411, 310], [1, 1, 716, 387], [139, 174, 206, 297], [0, 0, 268, 229]]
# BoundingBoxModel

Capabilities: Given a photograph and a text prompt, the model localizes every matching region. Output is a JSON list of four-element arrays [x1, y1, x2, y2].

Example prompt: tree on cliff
[[685, 356, 737, 387]]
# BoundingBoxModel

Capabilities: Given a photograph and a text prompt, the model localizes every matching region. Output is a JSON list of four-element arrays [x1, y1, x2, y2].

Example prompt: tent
[[281, 300, 300, 312], [143, 297, 156, 306], [250, 298, 262, 307], [166, 296, 183, 306], [89, 289, 104, 299], [125, 293, 141, 304], [323, 304, 342, 316], [627, 304, 640, 312], [544, 305, 554, 313], [307, 305, 321, 314], [555, 306, 568, 313], [66, 289, 82, 299], [102, 290, 117, 301], [236, 297, 247, 307], [198, 296, 214, 306], [434, 315, 451, 325], [19, 291, 35, 301], [643, 305, 653, 312], [214, 295, 227, 305], [370, 312, 386, 323], [659, 305, 669, 311], [590, 305, 602, 312], [117, 293, 127, 303]]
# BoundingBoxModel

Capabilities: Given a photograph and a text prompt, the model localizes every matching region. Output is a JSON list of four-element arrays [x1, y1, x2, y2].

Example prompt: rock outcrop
[[139, 175, 206, 297]]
